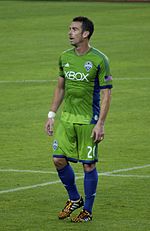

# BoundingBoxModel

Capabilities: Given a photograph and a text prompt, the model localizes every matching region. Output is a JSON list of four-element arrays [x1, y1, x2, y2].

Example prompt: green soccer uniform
[[53, 47, 112, 163], [59, 47, 112, 124]]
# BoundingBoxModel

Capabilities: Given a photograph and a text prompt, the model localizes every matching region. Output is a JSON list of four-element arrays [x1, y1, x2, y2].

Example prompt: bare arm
[[50, 77, 65, 112], [45, 77, 65, 136], [91, 88, 111, 143]]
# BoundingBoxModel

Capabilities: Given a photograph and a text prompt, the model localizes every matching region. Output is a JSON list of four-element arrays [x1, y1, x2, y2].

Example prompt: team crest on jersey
[[64, 63, 70, 67], [53, 140, 58, 151], [84, 61, 93, 72]]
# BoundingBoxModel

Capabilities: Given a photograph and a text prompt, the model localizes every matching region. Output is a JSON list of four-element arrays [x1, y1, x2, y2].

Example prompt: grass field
[[0, 1, 150, 231]]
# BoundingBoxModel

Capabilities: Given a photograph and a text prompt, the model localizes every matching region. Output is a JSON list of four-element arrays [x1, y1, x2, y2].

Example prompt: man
[[45, 16, 112, 222]]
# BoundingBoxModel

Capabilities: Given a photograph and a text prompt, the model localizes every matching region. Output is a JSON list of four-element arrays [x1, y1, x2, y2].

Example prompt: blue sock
[[57, 164, 80, 201], [84, 168, 98, 214]]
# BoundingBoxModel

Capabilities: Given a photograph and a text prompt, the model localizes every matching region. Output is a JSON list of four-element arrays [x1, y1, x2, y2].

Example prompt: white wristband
[[48, 111, 56, 119]]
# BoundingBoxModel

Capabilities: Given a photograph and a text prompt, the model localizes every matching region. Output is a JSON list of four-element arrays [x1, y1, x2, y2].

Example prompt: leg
[[53, 157, 83, 219], [75, 124, 98, 214], [53, 157, 80, 201], [83, 163, 98, 214], [71, 163, 98, 222], [71, 124, 98, 222]]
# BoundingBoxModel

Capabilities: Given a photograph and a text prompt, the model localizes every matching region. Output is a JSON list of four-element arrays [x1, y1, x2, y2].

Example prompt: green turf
[[0, 1, 150, 231]]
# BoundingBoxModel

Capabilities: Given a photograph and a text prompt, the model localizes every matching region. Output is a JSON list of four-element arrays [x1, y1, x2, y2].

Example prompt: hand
[[91, 124, 104, 143], [45, 118, 54, 136]]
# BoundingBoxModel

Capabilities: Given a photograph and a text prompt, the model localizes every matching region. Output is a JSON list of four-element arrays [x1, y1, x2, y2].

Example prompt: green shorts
[[52, 120, 98, 164]]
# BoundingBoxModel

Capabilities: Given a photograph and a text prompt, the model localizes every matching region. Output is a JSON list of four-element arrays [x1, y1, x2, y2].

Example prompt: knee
[[83, 163, 96, 172], [53, 157, 68, 170]]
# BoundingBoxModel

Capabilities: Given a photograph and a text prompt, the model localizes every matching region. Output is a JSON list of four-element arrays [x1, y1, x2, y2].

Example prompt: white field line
[[0, 80, 56, 84], [1, 164, 150, 175], [0, 169, 82, 175], [0, 169, 57, 174], [0, 180, 61, 194], [105, 174, 150, 178], [100, 164, 150, 175], [114, 77, 150, 81], [0, 164, 149, 194], [0, 77, 150, 84]]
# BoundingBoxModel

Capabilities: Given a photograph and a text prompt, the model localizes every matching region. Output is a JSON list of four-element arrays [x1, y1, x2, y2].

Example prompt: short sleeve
[[99, 55, 113, 89], [58, 56, 65, 78]]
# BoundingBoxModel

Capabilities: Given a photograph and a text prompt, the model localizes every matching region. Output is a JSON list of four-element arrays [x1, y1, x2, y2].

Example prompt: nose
[[68, 30, 71, 36]]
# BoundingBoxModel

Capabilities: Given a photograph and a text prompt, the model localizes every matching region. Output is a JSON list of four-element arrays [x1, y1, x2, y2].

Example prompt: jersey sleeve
[[99, 55, 113, 89], [58, 56, 65, 78]]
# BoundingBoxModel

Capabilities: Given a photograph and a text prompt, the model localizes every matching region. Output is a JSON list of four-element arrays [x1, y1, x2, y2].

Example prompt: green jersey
[[59, 47, 112, 124]]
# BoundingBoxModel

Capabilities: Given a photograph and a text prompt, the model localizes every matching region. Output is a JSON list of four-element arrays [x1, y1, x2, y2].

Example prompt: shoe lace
[[63, 200, 73, 212], [78, 210, 89, 219]]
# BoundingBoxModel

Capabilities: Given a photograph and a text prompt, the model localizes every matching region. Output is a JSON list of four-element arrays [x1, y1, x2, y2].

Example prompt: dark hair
[[72, 16, 94, 39]]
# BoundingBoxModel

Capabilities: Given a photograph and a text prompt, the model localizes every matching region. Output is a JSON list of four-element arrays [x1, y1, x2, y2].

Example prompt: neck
[[75, 43, 91, 56]]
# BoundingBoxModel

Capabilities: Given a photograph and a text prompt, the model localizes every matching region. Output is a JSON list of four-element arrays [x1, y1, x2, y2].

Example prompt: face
[[68, 21, 85, 46]]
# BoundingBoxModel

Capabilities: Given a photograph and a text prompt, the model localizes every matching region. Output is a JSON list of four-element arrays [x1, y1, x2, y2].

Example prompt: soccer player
[[45, 16, 112, 222]]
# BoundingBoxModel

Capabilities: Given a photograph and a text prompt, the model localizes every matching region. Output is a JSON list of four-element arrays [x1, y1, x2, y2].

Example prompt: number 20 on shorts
[[87, 145, 96, 158]]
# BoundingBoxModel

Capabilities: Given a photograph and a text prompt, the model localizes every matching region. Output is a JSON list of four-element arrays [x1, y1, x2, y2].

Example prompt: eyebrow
[[69, 26, 80, 30]]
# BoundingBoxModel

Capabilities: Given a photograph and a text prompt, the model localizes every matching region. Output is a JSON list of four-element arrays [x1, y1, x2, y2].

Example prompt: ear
[[83, 31, 90, 39]]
